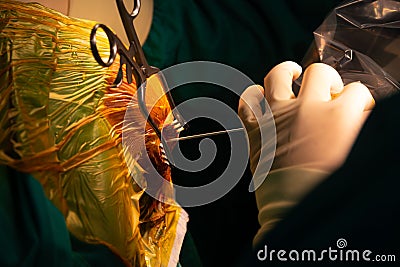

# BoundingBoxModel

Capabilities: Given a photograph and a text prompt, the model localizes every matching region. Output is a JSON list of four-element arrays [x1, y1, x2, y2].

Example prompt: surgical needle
[[167, 127, 244, 142]]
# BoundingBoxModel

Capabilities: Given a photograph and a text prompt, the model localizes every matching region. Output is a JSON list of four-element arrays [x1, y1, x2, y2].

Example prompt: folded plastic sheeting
[[301, 0, 400, 100], [0, 1, 187, 266]]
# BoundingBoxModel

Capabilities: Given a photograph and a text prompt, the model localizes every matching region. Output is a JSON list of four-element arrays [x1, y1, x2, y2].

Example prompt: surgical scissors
[[90, 0, 186, 164]]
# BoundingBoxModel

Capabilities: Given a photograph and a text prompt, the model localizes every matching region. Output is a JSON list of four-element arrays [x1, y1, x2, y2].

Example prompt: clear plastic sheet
[[299, 0, 400, 100]]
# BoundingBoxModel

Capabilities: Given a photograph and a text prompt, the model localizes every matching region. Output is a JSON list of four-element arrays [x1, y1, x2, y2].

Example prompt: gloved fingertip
[[338, 81, 375, 111], [264, 61, 302, 102], [239, 84, 265, 121], [353, 82, 375, 111], [266, 61, 303, 80], [241, 84, 265, 102], [299, 63, 343, 102]]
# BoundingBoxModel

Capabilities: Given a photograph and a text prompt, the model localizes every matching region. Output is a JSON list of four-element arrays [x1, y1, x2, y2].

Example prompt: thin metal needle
[[168, 127, 244, 142]]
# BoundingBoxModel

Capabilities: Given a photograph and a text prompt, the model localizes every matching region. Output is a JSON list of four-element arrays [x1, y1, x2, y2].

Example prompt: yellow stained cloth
[[0, 1, 187, 266]]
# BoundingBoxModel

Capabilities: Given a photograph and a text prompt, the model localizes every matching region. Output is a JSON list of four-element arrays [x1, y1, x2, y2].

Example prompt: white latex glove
[[239, 61, 375, 175]]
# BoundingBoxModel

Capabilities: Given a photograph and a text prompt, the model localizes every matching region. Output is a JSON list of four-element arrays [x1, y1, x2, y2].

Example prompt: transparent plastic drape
[[300, 0, 400, 101]]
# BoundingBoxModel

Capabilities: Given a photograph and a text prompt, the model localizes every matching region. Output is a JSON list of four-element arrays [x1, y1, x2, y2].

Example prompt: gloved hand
[[239, 61, 375, 176]]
